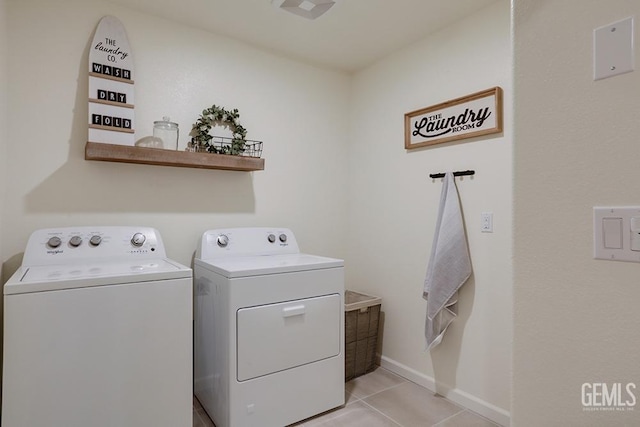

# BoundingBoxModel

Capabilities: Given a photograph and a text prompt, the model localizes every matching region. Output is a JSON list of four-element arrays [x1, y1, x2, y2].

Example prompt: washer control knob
[[89, 235, 102, 246], [131, 233, 146, 247], [47, 236, 62, 248], [217, 234, 229, 248], [268, 234, 276, 243], [69, 236, 83, 247], [279, 233, 287, 243]]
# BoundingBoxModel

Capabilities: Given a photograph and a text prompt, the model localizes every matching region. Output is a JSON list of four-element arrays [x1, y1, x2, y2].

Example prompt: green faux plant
[[189, 105, 247, 155]]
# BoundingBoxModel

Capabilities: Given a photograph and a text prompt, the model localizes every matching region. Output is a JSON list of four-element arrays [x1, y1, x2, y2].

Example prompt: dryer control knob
[[89, 235, 102, 246], [131, 233, 146, 247], [268, 234, 276, 243], [69, 236, 83, 247], [47, 236, 62, 248], [217, 234, 229, 247], [279, 233, 287, 243]]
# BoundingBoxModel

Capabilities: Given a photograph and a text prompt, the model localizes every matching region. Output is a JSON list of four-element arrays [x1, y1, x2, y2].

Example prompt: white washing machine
[[194, 227, 344, 427], [2, 226, 193, 427]]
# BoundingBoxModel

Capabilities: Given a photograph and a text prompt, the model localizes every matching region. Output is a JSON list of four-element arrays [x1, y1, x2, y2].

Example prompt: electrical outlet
[[481, 212, 493, 233]]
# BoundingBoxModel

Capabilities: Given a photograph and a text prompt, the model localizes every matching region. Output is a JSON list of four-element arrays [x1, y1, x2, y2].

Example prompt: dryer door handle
[[282, 304, 306, 318]]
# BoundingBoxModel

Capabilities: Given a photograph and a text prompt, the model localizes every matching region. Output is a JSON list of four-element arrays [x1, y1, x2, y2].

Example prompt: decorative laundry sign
[[404, 87, 502, 150], [88, 16, 135, 146]]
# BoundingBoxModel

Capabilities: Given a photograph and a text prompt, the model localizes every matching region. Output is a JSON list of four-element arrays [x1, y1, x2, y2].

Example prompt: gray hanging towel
[[423, 172, 472, 350]]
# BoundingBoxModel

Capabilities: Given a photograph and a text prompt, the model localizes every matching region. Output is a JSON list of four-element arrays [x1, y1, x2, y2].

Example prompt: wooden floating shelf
[[85, 142, 265, 172]]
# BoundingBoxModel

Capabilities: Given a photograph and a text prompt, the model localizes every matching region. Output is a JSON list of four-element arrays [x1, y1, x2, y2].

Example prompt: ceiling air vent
[[271, 0, 337, 20]]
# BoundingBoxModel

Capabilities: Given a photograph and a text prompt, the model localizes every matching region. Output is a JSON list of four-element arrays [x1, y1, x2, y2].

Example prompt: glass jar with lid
[[153, 116, 179, 150]]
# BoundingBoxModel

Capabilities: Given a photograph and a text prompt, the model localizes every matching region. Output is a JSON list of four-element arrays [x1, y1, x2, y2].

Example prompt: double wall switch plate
[[594, 206, 640, 262]]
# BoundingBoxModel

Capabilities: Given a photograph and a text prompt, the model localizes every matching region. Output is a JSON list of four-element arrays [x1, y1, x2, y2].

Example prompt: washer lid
[[4, 258, 191, 295], [195, 253, 343, 278]]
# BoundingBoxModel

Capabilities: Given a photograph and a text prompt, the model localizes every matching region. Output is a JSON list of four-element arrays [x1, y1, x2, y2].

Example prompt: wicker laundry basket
[[344, 290, 382, 381]]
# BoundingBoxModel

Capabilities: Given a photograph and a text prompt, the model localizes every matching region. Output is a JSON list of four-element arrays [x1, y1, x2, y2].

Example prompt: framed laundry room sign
[[404, 87, 503, 150]]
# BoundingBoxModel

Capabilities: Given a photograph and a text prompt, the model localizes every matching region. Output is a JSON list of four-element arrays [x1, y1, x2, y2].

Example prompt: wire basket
[[208, 136, 263, 158], [188, 136, 263, 158], [240, 140, 263, 158]]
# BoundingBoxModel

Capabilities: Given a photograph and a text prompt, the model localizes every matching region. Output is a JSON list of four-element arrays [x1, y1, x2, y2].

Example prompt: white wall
[[513, 1, 640, 425], [347, 2, 511, 424], [0, 0, 6, 263], [2, 0, 349, 276], [0, 0, 7, 385]]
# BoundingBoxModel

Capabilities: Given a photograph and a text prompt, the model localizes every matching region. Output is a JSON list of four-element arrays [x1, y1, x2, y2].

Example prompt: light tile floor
[[193, 367, 500, 427]]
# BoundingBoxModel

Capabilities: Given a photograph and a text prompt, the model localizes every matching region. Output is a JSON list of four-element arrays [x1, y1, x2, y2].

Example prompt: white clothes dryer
[[2, 226, 192, 427], [194, 227, 344, 427]]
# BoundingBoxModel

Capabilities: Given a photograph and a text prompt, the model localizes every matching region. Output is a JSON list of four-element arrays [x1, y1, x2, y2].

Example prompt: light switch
[[631, 217, 640, 251], [602, 217, 622, 249], [594, 207, 640, 262], [594, 17, 635, 81]]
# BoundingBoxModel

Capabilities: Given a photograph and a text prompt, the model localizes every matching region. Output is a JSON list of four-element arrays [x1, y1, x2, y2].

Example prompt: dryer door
[[236, 293, 341, 381]]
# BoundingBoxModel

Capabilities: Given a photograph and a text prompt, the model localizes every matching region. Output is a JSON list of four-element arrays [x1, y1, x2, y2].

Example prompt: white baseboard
[[379, 355, 511, 427]]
